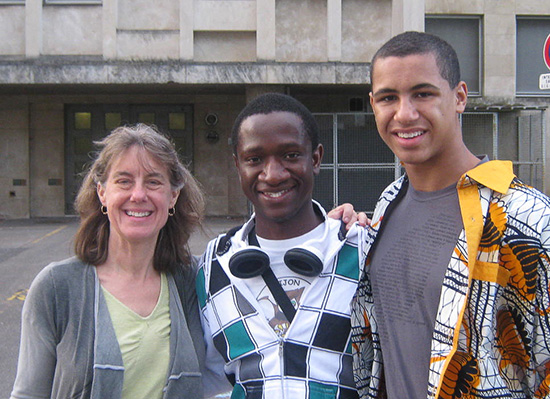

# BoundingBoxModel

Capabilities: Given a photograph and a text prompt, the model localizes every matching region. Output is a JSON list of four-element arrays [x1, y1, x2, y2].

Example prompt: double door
[[65, 104, 193, 214]]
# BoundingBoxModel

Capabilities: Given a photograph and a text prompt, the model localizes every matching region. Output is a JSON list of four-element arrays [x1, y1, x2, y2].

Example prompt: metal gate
[[461, 110, 545, 191], [312, 113, 396, 214], [313, 110, 546, 214]]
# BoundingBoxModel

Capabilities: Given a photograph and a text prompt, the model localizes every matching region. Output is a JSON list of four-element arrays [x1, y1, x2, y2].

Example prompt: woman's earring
[[101, 205, 108, 215], [168, 207, 175, 217]]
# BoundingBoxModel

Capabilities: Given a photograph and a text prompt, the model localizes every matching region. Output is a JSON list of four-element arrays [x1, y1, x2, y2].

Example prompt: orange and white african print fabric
[[352, 160, 550, 399]]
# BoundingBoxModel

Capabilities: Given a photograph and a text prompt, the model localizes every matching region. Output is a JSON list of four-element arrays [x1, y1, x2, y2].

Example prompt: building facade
[[0, 0, 549, 219]]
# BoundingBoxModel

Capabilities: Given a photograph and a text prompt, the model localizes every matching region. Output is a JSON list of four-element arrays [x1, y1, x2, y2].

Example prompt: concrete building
[[0, 0, 549, 219]]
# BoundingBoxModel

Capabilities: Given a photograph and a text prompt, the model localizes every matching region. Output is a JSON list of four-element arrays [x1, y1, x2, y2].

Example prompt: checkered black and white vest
[[197, 203, 367, 399]]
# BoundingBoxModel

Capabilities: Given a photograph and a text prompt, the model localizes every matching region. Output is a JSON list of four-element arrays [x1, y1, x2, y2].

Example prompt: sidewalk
[[0, 215, 246, 257], [190, 216, 247, 255]]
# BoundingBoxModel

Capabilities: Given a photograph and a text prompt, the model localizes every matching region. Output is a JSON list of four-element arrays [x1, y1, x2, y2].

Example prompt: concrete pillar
[[0, 101, 30, 218], [484, 12, 515, 97], [103, 0, 117, 59], [392, 0, 425, 35], [180, 0, 194, 60], [327, 0, 342, 61], [25, 0, 42, 57], [257, 0, 276, 61], [30, 103, 65, 217]]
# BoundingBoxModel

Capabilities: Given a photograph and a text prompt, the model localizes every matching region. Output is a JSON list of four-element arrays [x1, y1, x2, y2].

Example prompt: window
[[169, 113, 186, 130], [74, 112, 91, 130], [105, 113, 122, 131], [425, 15, 482, 96], [44, 0, 101, 4], [516, 17, 550, 96], [138, 113, 155, 125]]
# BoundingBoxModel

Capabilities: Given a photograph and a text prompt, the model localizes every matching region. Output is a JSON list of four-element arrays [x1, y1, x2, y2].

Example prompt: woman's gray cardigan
[[10, 256, 206, 399]]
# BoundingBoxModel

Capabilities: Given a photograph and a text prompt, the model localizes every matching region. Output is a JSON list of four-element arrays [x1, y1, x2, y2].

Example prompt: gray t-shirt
[[370, 182, 463, 398]]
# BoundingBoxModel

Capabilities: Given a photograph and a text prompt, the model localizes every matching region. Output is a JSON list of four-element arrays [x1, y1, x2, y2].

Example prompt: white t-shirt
[[243, 223, 325, 337]]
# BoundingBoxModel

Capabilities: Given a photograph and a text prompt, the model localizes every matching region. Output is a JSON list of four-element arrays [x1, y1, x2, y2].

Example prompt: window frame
[[516, 16, 550, 97], [43, 0, 101, 5], [425, 14, 483, 97]]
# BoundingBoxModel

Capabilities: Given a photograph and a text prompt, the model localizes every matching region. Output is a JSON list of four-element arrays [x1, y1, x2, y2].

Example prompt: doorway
[[64, 104, 193, 214]]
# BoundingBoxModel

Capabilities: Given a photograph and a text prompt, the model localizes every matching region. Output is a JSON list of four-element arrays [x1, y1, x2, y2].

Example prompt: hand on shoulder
[[327, 204, 370, 230]]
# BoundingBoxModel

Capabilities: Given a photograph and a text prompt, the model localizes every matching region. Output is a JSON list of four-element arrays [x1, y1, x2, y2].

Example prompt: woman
[[10, 124, 211, 398]]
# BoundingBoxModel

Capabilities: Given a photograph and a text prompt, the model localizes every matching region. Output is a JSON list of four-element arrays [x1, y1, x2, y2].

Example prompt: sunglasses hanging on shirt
[[227, 227, 324, 323]]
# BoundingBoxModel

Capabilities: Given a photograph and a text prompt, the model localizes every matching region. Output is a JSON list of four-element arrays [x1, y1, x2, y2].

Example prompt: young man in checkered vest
[[196, 93, 367, 399]]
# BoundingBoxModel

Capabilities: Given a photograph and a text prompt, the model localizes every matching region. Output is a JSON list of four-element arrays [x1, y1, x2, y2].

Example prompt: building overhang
[[0, 57, 371, 86], [467, 103, 548, 111]]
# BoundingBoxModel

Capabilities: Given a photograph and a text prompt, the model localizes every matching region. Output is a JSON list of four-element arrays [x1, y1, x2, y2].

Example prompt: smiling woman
[[74, 124, 203, 272], [96, 145, 180, 254], [10, 124, 229, 399]]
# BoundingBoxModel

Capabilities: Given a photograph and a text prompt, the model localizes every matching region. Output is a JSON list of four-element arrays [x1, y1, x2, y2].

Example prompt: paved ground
[[0, 216, 244, 398]]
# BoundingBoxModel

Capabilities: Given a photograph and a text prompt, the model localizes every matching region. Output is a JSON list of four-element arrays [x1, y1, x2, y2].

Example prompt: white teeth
[[263, 190, 288, 198], [126, 211, 152, 217], [397, 131, 424, 139]]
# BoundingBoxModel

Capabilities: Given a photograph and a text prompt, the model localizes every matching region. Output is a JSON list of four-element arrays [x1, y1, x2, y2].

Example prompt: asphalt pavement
[[0, 216, 243, 398]]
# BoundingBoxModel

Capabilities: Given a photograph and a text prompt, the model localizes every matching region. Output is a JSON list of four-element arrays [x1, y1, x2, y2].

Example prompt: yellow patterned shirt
[[352, 160, 550, 398]]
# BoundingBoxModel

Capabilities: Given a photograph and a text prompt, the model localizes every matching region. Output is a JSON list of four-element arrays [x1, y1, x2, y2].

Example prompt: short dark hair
[[231, 93, 320, 154], [371, 31, 461, 89], [73, 123, 205, 272]]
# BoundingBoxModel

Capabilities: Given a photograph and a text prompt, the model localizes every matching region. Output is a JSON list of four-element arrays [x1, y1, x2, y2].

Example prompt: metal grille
[[314, 110, 546, 215], [313, 113, 397, 214], [516, 111, 545, 189], [462, 113, 495, 157], [462, 110, 545, 190]]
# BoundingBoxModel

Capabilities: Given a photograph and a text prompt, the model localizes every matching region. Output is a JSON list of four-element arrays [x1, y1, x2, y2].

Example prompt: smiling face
[[369, 52, 468, 171], [234, 111, 323, 238], [97, 145, 180, 248]]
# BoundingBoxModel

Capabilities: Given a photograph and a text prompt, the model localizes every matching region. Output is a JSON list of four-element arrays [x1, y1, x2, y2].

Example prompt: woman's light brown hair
[[73, 123, 205, 272]]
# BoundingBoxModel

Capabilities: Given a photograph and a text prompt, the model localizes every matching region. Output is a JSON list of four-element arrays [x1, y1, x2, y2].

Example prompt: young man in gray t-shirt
[[334, 31, 550, 399]]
